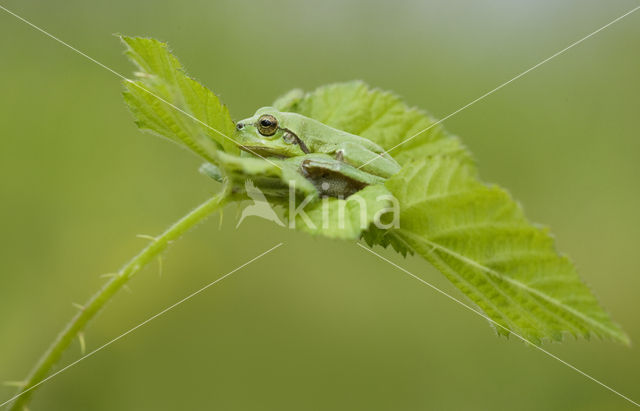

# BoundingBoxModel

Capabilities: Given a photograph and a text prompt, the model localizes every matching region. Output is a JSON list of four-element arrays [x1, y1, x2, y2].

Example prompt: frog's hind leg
[[300, 155, 384, 198], [335, 142, 401, 178]]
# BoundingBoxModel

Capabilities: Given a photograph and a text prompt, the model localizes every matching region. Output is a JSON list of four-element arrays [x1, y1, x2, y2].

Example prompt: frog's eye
[[257, 115, 278, 136]]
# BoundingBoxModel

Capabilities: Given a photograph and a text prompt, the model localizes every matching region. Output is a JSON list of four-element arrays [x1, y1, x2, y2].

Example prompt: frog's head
[[234, 107, 308, 158]]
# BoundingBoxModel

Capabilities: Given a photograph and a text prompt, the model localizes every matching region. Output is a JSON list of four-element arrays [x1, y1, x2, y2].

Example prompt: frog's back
[[281, 112, 386, 154]]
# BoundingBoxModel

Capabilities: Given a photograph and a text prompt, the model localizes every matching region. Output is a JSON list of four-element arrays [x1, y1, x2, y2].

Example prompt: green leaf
[[120, 36, 627, 344], [121, 36, 238, 162], [361, 224, 413, 257], [385, 156, 629, 344], [287, 81, 472, 165]]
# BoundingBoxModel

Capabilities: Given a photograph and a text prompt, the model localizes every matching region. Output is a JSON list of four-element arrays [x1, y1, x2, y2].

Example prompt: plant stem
[[9, 183, 232, 411]]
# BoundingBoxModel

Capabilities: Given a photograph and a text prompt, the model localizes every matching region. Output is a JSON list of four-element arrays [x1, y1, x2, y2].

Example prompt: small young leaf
[[121, 36, 238, 162], [385, 156, 629, 344]]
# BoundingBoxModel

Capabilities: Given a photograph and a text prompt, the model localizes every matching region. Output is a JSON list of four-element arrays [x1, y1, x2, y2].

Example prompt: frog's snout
[[236, 122, 245, 131]]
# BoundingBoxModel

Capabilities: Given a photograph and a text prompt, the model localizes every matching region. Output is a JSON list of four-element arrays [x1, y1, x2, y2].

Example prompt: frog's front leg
[[334, 142, 401, 178], [299, 154, 385, 198]]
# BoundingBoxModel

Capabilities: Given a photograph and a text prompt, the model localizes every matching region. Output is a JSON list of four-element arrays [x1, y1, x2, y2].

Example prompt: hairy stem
[[9, 183, 232, 410]]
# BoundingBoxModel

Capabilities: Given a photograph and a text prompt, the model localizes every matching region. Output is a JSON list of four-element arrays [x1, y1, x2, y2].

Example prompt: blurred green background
[[1, 0, 639, 409]]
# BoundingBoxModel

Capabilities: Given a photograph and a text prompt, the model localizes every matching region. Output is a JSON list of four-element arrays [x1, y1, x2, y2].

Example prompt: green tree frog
[[235, 107, 401, 196], [236, 107, 400, 176]]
